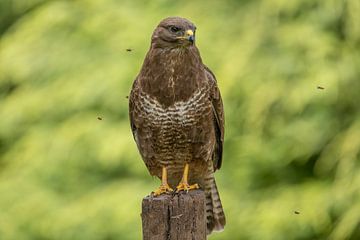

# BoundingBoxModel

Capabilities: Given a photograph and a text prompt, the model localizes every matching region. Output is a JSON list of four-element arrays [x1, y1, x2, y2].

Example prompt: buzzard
[[129, 17, 225, 234]]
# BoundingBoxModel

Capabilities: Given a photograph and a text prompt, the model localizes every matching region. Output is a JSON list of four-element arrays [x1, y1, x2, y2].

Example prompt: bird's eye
[[169, 26, 180, 33]]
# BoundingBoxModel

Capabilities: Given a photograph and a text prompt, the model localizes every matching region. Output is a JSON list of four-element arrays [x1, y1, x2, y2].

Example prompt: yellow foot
[[176, 182, 199, 193], [152, 184, 173, 196]]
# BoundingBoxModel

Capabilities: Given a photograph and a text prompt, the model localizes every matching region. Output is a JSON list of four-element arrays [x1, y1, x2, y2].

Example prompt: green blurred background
[[0, 0, 359, 239]]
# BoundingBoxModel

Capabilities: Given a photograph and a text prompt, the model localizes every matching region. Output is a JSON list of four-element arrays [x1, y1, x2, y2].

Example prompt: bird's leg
[[152, 166, 173, 196], [176, 163, 199, 192]]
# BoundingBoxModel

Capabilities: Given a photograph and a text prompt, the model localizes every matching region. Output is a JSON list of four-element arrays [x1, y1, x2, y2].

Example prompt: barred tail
[[204, 173, 226, 235]]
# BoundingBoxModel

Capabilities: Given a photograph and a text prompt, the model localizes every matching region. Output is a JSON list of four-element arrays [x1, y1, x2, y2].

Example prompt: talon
[[152, 184, 173, 196], [152, 166, 173, 196], [176, 182, 199, 193], [175, 163, 199, 193]]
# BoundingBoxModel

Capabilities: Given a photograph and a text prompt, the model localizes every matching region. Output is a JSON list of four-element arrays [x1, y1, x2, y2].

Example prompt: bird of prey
[[129, 16, 225, 234]]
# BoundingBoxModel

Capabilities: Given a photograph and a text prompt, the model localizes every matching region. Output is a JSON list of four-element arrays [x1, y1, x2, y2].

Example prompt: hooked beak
[[185, 29, 194, 44], [176, 29, 195, 44]]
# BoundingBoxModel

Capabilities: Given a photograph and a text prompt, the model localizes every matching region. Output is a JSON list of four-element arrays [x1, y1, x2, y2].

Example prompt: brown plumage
[[129, 16, 225, 234]]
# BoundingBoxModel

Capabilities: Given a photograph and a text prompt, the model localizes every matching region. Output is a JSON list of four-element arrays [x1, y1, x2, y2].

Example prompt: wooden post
[[141, 189, 206, 240]]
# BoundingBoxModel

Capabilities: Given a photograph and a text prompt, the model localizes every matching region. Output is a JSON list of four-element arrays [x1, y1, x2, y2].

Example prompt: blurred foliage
[[0, 0, 359, 239]]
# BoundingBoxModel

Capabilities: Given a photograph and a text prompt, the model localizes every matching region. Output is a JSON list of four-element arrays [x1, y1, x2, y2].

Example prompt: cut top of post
[[141, 190, 206, 240]]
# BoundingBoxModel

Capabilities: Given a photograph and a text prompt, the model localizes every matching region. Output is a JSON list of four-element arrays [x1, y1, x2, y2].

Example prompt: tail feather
[[204, 173, 226, 235]]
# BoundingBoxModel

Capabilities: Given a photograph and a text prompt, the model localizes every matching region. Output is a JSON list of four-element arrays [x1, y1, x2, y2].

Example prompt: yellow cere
[[185, 29, 194, 36]]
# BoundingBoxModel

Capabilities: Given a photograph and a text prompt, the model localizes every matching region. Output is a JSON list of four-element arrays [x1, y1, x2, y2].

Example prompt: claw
[[175, 163, 199, 193], [176, 182, 199, 193], [152, 184, 173, 196], [152, 166, 173, 196]]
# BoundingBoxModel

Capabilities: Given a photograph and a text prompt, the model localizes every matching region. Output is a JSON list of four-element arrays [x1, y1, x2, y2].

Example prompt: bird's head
[[151, 17, 196, 49]]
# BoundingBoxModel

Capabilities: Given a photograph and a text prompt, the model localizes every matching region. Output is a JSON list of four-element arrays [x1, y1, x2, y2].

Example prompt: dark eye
[[169, 26, 180, 33]]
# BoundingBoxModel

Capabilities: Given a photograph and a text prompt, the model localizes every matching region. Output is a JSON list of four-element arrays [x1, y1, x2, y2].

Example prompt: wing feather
[[204, 65, 225, 170]]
